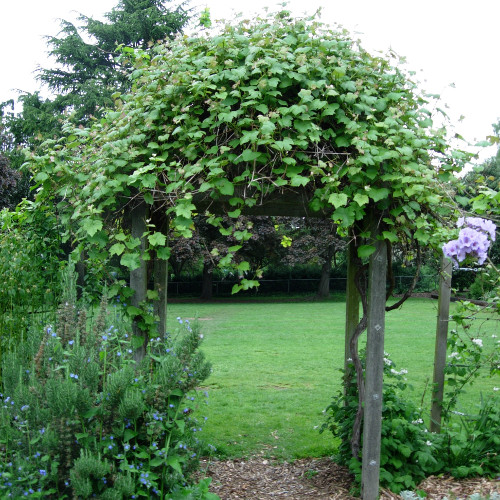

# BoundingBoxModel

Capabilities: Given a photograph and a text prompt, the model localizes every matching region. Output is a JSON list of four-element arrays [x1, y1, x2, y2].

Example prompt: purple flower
[[443, 217, 496, 266]]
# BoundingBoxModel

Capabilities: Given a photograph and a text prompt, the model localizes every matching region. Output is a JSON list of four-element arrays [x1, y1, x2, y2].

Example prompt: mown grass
[[166, 297, 499, 461]]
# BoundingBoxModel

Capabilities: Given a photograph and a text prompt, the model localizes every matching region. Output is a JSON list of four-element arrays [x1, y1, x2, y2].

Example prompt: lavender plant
[[0, 270, 217, 499]]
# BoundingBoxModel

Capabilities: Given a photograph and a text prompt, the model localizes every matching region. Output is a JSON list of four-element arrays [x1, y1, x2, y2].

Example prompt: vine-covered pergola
[[30, 9, 468, 498]]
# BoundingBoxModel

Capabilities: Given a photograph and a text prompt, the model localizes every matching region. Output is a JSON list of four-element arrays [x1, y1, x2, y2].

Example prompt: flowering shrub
[[323, 346, 500, 494], [442, 217, 496, 266], [0, 286, 217, 498], [322, 352, 440, 494]]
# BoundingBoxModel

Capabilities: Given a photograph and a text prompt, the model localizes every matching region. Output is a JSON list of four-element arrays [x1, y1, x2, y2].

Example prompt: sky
[[1, 0, 499, 161]]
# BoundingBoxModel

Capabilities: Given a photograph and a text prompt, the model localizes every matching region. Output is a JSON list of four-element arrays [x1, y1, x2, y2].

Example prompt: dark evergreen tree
[[38, 0, 189, 122]]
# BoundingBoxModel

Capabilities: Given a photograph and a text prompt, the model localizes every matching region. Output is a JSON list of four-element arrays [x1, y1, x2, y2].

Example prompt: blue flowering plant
[[0, 284, 216, 498]]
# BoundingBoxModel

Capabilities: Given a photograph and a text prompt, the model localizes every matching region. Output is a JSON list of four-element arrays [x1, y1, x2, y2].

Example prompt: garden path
[[199, 456, 500, 499]]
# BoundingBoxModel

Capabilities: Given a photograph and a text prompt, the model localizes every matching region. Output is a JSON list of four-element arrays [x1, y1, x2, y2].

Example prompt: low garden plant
[[0, 268, 217, 499], [322, 348, 499, 494]]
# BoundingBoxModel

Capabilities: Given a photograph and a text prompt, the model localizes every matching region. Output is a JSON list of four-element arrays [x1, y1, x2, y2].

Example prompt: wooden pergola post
[[430, 256, 452, 433], [129, 201, 148, 362], [344, 241, 360, 386], [361, 230, 387, 500]]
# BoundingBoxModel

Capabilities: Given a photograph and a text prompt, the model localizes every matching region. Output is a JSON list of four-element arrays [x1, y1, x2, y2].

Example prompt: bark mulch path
[[198, 456, 500, 499]]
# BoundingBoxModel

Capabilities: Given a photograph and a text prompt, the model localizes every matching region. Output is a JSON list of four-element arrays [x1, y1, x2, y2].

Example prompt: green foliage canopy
[[29, 9, 470, 287]]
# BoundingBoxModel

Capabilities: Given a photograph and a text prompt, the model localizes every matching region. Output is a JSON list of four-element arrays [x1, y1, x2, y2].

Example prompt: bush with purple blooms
[[442, 217, 496, 267], [0, 266, 218, 499]]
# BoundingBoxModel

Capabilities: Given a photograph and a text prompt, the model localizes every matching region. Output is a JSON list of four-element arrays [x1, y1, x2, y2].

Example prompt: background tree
[[38, 0, 189, 123], [0, 0, 190, 193], [280, 218, 346, 298], [0, 155, 21, 210]]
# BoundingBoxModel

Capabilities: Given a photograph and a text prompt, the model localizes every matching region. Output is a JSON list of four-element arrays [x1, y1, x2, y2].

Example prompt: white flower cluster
[[442, 217, 496, 266]]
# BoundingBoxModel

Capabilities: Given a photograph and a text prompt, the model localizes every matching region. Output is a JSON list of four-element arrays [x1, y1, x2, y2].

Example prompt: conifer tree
[[38, 0, 189, 123]]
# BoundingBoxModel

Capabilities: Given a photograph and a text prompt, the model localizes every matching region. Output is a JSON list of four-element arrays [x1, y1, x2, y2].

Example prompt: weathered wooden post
[[430, 256, 452, 432], [361, 230, 387, 500], [129, 200, 148, 362], [344, 241, 360, 381], [153, 216, 169, 338], [153, 257, 168, 338]]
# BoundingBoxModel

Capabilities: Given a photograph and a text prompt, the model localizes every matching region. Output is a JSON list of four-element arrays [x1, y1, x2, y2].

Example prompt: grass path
[[166, 298, 499, 460]]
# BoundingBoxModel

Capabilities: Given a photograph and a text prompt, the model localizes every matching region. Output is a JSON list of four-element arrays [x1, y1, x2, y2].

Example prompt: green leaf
[[382, 231, 398, 243], [322, 103, 340, 116], [228, 209, 241, 218], [166, 456, 183, 475], [143, 192, 154, 205], [124, 429, 138, 442], [237, 261, 250, 272], [358, 245, 376, 258], [175, 419, 186, 433], [260, 119, 276, 135], [82, 218, 103, 237], [34, 172, 49, 182], [175, 200, 196, 218], [419, 118, 433, 128], [368, 187, 390, 202], [131, 335, 145, 349], [241, 149, 261, 162], [148, 232, 166, 246], [115, 232, 127, 241], [149, 457, 164, 467], [335, 136, 350, 148], [332, 206, 356, 227], [109, 243, 125, 256], [120, 252, 142, 271], [83, 407, 101, 419], [127, 306, 142, 317], [215, 178, 234, 196], [157, 247, 171, 260], [414, 228, 430, 244], [146, 290, 159, 300], [290, 175, 309, 187], [255, 103, 268, 114], [328, 193, 348, 208], [353, 193, 369, 206]]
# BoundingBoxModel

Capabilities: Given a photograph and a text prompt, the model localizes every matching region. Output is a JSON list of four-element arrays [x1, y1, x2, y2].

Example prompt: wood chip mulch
[[198, 456, 500, 499]]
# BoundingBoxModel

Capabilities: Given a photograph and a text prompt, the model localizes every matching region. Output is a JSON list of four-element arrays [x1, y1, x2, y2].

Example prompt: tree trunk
[[361, 228, 387, 500], [200, 262, 213, 300], [129, 201, 148, 362]]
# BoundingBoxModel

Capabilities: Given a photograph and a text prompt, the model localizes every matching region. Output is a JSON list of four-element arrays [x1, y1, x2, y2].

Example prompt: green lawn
[[166, 298, 499, 460]]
